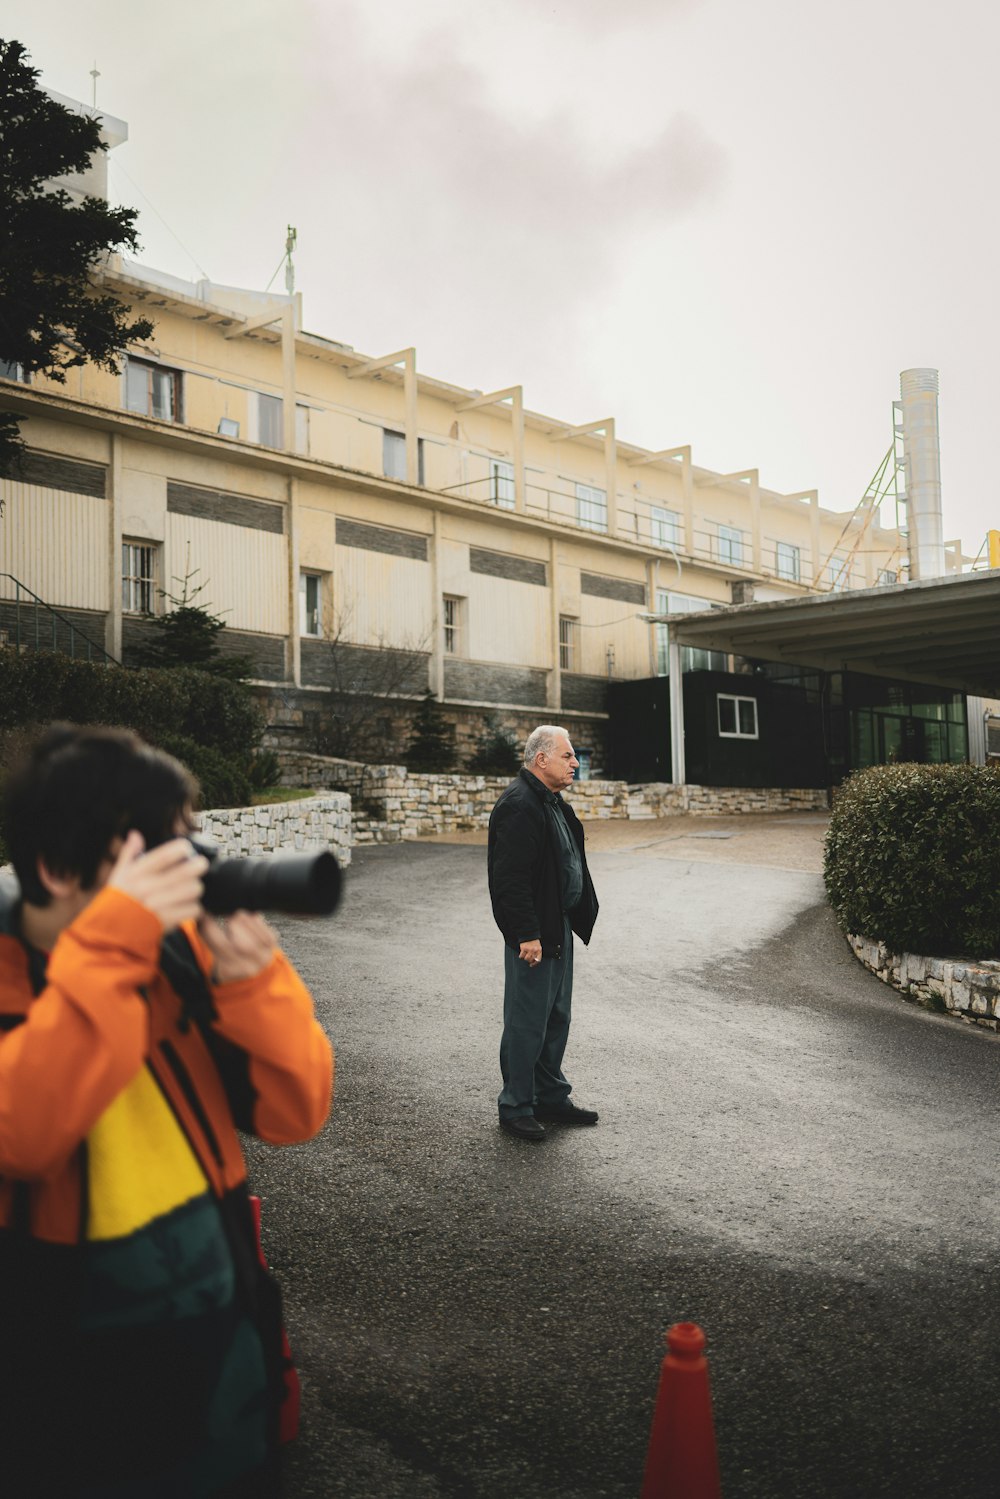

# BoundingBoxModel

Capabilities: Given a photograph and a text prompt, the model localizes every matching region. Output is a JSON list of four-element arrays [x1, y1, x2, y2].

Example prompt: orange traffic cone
[[640, 1321, 722, 1498]]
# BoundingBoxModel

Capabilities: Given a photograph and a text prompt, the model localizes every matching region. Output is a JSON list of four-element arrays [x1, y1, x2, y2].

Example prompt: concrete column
[[404, 351, 419, 486], [646, 558, 658, 676], [668, 632, 686, 786], [512, 391, 526, 514], [548, 536, 561, 710], [281, 304, 296, 453], [681, 451, 695, 556], [106, 433, 123, 660], [431, 510, 444, 697], [287, 476, 301, 687], [809, 492, 822, 585], [604, 423, 618, 537], [749, 473, 761, 573]]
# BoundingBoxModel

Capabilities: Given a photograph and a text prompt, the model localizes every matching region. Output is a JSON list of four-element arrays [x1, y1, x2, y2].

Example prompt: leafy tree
[[0, 38, 153, 469], [404, 689, 456, 772], [130, 566, 256, 681]]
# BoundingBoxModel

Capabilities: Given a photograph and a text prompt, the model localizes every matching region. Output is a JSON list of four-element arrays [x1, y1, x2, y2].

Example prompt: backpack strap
[[158, 930, 258, 1134]]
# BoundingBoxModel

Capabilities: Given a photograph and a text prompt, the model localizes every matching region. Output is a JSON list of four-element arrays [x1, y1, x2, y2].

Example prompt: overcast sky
[[8, 0, 999, 556]]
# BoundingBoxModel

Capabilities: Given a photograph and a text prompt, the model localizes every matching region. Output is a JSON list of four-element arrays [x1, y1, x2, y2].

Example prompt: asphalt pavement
[[247, 816, 1000, 1499]]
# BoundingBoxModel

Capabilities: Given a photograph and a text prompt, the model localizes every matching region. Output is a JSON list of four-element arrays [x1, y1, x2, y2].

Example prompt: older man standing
[[488, 725, 600, 1142]]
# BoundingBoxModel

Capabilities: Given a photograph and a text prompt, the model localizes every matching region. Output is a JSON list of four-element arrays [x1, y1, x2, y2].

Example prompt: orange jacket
[[0, 883, 334, 1242]]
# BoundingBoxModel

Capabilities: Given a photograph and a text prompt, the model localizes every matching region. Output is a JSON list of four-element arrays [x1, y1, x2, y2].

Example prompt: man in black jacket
[[488, 725, 600, 1142]]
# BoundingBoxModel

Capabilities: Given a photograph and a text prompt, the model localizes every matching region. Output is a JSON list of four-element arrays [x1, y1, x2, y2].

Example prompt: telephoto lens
[[189, 837, 342, 917]]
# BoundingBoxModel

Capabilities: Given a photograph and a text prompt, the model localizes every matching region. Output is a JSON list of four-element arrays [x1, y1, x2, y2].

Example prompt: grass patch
[[251, 787, 317, 806]]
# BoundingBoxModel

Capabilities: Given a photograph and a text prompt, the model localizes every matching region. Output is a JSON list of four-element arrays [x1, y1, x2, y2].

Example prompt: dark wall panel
[[562, 673, 609, 713], [580, 572, 645, 605], [167, 481, 284, 535], [2, 450, 106, 498], [300, 639, 429, 695], [444, 659, 548, 706], [469, 548, 546, 587], [335, 517, 428, 561]]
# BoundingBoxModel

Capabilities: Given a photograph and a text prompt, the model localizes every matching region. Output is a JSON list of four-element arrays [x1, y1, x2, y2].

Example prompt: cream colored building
[[0, 96, 955, 761]]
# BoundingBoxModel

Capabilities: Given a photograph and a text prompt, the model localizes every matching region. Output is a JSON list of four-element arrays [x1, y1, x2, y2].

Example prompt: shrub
[[466, 722, 520, 776], [0, 653, 263, 760], [157, 734, 253, 811], [824, 763, 1000, 959]]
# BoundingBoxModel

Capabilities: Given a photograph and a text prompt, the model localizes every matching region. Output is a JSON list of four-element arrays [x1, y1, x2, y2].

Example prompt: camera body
[[188, 836, 342, 917]]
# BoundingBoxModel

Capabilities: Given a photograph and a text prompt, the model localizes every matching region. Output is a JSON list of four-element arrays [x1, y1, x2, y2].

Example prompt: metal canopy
[[662, 569, 1000, 699]]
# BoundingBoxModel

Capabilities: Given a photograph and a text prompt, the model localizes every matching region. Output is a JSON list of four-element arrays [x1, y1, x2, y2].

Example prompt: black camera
[[189, 836, 342, 917]]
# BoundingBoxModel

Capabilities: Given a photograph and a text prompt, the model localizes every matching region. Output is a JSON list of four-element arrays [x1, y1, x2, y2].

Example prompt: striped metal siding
[[468, 573, 550, 668], [334, 546, 433, 648], [165, 514, 287, 633], [578, 594, 649, 678], [0, 482, 109, 609]]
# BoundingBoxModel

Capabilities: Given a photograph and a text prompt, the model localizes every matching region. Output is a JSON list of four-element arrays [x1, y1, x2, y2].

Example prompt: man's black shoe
[[499, 1115, 547, 1142], [534, 1101, 599, 1126]]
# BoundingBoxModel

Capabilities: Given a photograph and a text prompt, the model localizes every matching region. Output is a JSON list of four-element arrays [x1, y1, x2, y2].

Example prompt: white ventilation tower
[[898, 368, 946, 580]]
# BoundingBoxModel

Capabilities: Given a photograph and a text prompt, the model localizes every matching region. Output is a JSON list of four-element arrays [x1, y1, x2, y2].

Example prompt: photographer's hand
[[198, 912, 277, 984], [107, 831, 208, 933]]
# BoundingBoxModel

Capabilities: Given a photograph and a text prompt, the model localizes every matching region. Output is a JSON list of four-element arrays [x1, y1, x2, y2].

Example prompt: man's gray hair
[[523, 725, 569, 766]]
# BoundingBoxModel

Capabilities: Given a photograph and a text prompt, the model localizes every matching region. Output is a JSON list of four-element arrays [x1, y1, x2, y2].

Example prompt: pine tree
[[131, 566, 255, 681], [466, 718, 520, 776], [404, 690, 456, 772]]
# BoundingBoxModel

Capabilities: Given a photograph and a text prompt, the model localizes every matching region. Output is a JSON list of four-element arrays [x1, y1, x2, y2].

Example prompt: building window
[[443, 595, 465, 655], [257, 393, 283, 448], [576, 482, 607, 533], [877, 568, 898, 586], [250, 395, 310, 452], [0, 360, 27, 383], [655, 588, 728, 676], [489, 458, 516, 509], [650, 506, 681, 549], [299, 572, 323, 637], [776, 542, 801, 582], [717, 693, 759, 739], [718, 525, 743, 567], [125, 358, 181, 422], [122, 541, 159, 614], [559, 616, 577, 672], [383, 429, 425, 485]]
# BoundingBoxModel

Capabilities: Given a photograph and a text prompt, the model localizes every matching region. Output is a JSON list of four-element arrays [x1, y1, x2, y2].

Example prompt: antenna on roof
[[284, 225, 297, 296], [90, 61, 100, 108]]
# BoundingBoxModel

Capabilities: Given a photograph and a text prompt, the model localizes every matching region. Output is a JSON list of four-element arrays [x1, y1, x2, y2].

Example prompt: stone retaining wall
[[200, 794, 352, 867], [274, 751, 827, 841], [847, 934, 1000, 1031]]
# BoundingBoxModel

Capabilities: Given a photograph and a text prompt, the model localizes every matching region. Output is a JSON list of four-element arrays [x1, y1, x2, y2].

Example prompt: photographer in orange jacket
[[0, 724, 333, 1497]]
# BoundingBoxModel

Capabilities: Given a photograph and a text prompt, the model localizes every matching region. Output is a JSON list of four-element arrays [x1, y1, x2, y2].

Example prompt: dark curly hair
[[2, 724, 198, 906]]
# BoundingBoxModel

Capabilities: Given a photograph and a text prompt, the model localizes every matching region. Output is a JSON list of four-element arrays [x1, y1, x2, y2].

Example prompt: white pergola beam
[[627, 445, 691, 468]]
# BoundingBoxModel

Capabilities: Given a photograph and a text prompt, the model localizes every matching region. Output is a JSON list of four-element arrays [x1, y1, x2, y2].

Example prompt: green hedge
[[824, 763, 1000, 959], [0, 653, 262, 761]]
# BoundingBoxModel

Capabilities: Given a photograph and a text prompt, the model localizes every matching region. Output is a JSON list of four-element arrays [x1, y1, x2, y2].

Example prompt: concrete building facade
[[0, 96, 957, 766]]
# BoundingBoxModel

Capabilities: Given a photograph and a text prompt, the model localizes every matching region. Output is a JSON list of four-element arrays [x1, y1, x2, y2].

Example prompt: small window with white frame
[[650, 506, 681, 550], [559, 615, 578, 672], [443, 595, 465, 655], [299, 571, 324, 637], [122, 540, 159, 614], [717, 693, 759, 739], [489, 458, 516, 509], [575, 482, 607, 533], [776, 541, 801, 582]]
